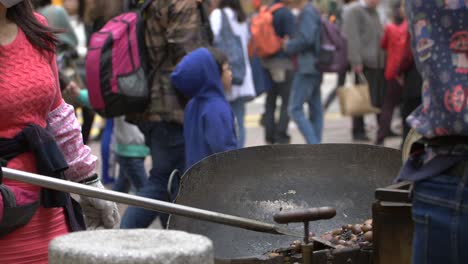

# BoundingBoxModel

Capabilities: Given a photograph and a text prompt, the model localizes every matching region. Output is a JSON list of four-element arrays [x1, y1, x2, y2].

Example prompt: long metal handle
[[2, 167, 300, 237]]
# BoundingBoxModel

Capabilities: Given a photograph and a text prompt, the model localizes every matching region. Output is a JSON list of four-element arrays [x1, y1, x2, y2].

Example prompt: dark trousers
[[325, 71, 366, 137], [401, 97, 421, 140], [363, 67, 387, 138], [264, 71, 293, 143], [120, 121, 185, 229], [401, 64, 423, 143], [363, 67, 387, 108], [377, 80, 403, 142], [81, 107, 95, 144], [78, 61, 95, 144]]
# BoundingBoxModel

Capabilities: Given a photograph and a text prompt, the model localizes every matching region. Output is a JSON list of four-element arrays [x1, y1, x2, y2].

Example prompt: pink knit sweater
[[0, 15, 96, 263]]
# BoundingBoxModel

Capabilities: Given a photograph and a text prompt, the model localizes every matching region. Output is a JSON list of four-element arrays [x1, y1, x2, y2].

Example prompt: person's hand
[[352, 64, 363, 74], [282, 36, 290, 51], [79, 180, 120, 229], [66, 81, 81, 98]]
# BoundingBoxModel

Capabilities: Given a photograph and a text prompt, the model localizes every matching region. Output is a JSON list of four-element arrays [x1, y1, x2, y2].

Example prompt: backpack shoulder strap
[[198, 1, 214, 45], [124, 0, 153, 12], [269, 3, 284, 13], [139, 0, 154, 12]]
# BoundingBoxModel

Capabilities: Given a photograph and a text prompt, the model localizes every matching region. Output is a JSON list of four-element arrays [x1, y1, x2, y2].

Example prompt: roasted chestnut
[[351, 224, 362, 234], [361, 224, 372, 233], [364, 231, 373, 242], [331, 229, 342, 236]]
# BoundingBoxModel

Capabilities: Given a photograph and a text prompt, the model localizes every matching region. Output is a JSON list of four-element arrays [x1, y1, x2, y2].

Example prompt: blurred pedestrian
[[324, 0, 370, 142], [63, 0, 96, 145], [261, 0, 295, 144], [84, 0, 122, 36], [172, 48, 238, 169], [210, 0, 256, 148], [0, 1, 118, 263], [35, 0, 77, 51], [342, 0, 387, 142], [63, 0, 86, 57], [284, 0, 323, 144], [110, 117, 149, 194], [375, 1, 407, 145], [122, 0, 211, 229]]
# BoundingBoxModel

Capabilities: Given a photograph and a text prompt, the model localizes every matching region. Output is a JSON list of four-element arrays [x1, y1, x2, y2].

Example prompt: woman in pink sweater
[[0, 1, 119, 263]]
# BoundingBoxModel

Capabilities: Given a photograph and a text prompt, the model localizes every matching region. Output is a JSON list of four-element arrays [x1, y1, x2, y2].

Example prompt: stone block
[[49, 229, 214, 264]]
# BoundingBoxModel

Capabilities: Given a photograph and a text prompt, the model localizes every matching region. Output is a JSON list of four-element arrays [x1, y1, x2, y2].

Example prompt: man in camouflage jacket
[[122, 0, 211, 229]]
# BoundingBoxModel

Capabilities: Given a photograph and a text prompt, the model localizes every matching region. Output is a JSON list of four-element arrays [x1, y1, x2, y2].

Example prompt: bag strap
[[139, 0, 154, 12], [357, 73, 368, 85], [198, 1, 210, 24], [198, 1, 214, 45], [220, 9, 235, 36], [123, 0, 153, 12]]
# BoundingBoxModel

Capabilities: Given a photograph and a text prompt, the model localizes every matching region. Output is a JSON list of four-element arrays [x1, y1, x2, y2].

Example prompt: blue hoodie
[[171, 48, 238, 169]]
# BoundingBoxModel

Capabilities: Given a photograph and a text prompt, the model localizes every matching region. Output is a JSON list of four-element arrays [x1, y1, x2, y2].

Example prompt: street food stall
[[169, 144, 412, 264]]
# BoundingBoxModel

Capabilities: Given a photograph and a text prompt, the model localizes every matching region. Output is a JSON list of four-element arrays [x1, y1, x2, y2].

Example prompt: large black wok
[[168, 144, 402, 260]]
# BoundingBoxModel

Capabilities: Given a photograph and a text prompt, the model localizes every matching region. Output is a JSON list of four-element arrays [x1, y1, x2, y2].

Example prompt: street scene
[[85, 73, 402, 153], [0, 0, 467, 263]]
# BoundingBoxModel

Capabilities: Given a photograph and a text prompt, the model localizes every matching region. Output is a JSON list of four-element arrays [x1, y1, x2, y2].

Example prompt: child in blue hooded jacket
[[171, 47, 238, 169]]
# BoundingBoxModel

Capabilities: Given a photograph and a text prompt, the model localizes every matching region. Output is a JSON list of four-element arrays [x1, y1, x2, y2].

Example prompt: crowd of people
[[0, 0, 466, 263], [226, 0, 422, 147]]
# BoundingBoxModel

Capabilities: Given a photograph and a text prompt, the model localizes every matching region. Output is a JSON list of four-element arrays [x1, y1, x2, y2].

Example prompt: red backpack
[[249, 3, 284, 58]]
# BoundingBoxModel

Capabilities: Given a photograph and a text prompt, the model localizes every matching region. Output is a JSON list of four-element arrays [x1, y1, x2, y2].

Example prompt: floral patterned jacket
[[406, 0, 468, 138], [397, 0, 468, 182]]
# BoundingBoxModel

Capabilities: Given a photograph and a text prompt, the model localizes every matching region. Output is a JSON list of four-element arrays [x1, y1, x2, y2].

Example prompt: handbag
[[214, 10, 246, 85], [337, 74, 380, 116]]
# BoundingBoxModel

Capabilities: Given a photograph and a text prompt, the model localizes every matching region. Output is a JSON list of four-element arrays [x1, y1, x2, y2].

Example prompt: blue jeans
[[112, 155, 148, 193], [288, 73, 323, 144], [230, 99, 246, 148], [412, 170, 468, 264], [120, 121, 185, 229]]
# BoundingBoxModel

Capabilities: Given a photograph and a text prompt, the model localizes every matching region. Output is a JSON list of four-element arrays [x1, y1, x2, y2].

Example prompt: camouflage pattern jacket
[[127, 0, 210, 124]]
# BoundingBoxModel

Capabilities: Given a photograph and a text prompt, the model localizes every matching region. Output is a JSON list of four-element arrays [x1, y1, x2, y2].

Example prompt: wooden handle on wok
[[273, 207, 336, 224]]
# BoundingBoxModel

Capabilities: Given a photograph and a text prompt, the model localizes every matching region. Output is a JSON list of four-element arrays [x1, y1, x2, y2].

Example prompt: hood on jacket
[[171, 48, 226, 100]]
